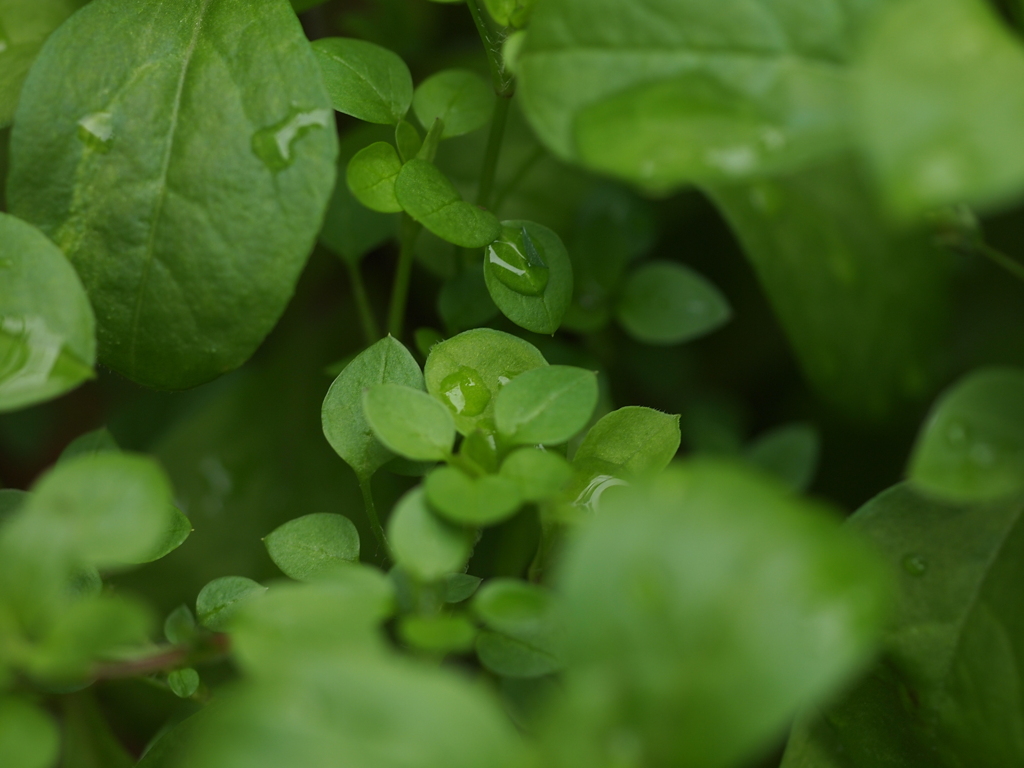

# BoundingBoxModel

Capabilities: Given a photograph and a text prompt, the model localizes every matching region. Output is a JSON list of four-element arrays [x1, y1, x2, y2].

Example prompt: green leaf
[[163, 604, 196, 645], [444, 572, 482, 603], [785, 484, 1024, 766], [858, 0, 1024, 217], [908, 368, 1024, 502], [616, 261, 731, 345], [322, 335, 424, 480], [142, 506, 192, 563], [388, 488, 473, 581], [25, 452, 174, 567], [473, 579, 561, 678], [0, 212, 95, 412], [229, 572, 393, 672], [0, 696, 59, 768], [484, 0, 537, 27], [264, 513, 360, 581], [7, 0, 338, 389], [0, 1, 86, 129], [363, 383, 456, 462], [412, 69, 494, 139], [186, 655, 528, 768], [499, 447, 573, 502], [494, 365, 598, 445], [425, 328, 547, 435], [312, 37, 413, 125], [346, 141, 404, 213], [425, 466, 522, 526], [195, 576, 267, 632], [0, 489, 29, 522], [484, 220, 574, 334], [573, 406, 680, 479], [399, 614, 477, 654], [745, 422, 820, 493], [57, 427, 118, 464], [167, 667, 200, 699], [30, 593, 153, 681], [517, 0, 852, 186], [547, 460, 891, 768], [395, 120, 423, 162], [394, 159, 501, 247], [707, 158, 949, 419], [320, 124, 399, 266]]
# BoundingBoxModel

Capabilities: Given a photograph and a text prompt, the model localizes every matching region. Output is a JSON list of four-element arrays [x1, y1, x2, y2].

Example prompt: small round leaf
[[494, 365, 598, 446], [363, 383, 456, 462], [412, 69, 494, 138], [347, 141, 404, 213], [312, 38, 413, 124], [425, 466, 523, 526], [388, 488, 473, 581], [264, 513, 360, 581], [395, 159, 501, 247], [616, 261, 731, 345]]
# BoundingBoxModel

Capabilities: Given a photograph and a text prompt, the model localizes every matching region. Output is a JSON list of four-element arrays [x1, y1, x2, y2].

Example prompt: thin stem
[[91, 634, 230, 681], [492, 144, 545, 213], [476, 95, 512, 208], [388, 214, 420, 338], [978, 243, 1024, 284], [466, 0, 513, 96], [359, 473, 388, 559], [347, 261, 380, 345]]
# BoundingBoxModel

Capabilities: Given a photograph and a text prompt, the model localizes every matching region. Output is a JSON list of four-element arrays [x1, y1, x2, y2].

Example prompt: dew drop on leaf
[[251, 107, 332, 172], [902, 553, 927, 576], [439, 366, 490, 417], [76, 112, 114, 153], [486, 225, 550, 297]]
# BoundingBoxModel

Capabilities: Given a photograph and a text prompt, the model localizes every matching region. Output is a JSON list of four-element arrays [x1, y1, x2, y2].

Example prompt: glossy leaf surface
[[8, 0, 338, 388], [363, 383, 456, 462], [494, 365, 598, 446], [388, 488, 472, 581], [312, 37, 413, 125], [517, 0, 853, 186], [264, 513, 360, 581], [908, 368, 1024, 502], [322, 336, 424, 480], [347, 141, 404, 213], [395, 159, 501, 247], [484, 220, 573, 334], [412, 69, 494, 139], [425, 328, 547, 434], [425, 466, 522, 526], [573, 406, 680, 479], [0, 212, 95, 412]]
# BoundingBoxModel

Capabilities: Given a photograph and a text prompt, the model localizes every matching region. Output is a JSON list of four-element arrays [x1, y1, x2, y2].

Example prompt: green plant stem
[[359, 473, 388, 558], [347, 261, 379, 345], [492, 144, 545, 213], [466, 0, 513, 97], [476, 94, 512, 208], [388, 214, 420, 338], [978, 242, 1024, 283]]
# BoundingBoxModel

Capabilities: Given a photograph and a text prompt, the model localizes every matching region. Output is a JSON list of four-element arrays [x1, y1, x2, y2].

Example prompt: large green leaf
[[0, 696, 59, 768], [783, 483, 1024, 767], [186, 655, 528, 768], [7, 0, 338, 389], [545, 460, 891, 768], [0, 212, 95, 412], [0, 1, 86, 129], [708, 158, 949, 418], [517, 0, 858, 186], [857, 0, 1024, 218]]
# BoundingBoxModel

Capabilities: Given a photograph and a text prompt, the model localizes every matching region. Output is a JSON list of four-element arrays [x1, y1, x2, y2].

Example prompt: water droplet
[[902, 554, 927, 576], [575, 473, 628, 512], [439, 366, 490, 417], [496, 375, 511, 387], [77, 112, 114, 153], [252, 107, 332, 172], [486, 225, 549, 297]]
